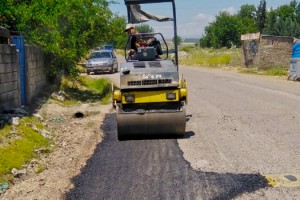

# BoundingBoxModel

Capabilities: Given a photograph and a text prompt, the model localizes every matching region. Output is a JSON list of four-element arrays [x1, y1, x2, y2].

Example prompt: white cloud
[[177, 13, 215, 38], [194, 13, 214, 23], [221, 7, 237, 15]]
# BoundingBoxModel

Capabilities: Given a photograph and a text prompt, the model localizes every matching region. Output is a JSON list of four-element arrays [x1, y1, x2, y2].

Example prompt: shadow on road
[[65, 113, 269, 200]]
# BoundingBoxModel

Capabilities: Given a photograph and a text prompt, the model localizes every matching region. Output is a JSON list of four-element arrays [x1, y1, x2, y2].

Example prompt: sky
[[109, 0, 292, 39]]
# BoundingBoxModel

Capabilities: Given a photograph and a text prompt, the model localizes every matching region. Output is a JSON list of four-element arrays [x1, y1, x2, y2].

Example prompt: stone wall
[[0, 44, 20, 110], [256, 36, 293, 69], [242, 34, 293, 69]]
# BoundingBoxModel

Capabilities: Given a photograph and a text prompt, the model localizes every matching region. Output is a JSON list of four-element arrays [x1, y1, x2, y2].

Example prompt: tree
[[136, 24, 154, 33], [173, 35, 182, 46], [106, 15, 127, 49], [257, 0, 266, 32], [264, 1, 300, 37], [0, 0, 20, 30], [200, 11, 257, 48], [0, 0, 118, 76], [290, 0, 298, 8], [238, 4, 256, 19], [264, 9, 277, 34], [277, 4, 295, 19]]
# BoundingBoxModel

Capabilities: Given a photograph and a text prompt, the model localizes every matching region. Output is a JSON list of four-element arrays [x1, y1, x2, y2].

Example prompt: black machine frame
[[124, 0, 179, 66]]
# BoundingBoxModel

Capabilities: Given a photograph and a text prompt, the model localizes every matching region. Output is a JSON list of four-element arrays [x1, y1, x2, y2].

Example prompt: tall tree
[[257, 0, 266, 33], [200, 11, 257, 48], [238, 4, 256, 19], [264, 1, 300, 37], [264, 9, 277, 34]]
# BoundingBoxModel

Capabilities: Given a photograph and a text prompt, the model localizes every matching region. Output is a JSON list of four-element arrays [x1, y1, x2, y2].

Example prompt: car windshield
[[104, 45, 113, 50], [90, 51, 111, 59]]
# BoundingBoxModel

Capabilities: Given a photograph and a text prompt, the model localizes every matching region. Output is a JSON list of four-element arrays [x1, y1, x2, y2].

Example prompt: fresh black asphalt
[[65, 113, 268, 200]]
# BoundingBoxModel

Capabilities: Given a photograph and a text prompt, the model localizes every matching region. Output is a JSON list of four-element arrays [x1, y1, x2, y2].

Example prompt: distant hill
[[165, 38, 200, 44], [182, 38, 199, 43]]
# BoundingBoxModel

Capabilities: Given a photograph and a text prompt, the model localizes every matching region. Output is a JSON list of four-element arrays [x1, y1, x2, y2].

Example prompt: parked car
[[103, 44, 114, 51], [85, 50, 118, 74]]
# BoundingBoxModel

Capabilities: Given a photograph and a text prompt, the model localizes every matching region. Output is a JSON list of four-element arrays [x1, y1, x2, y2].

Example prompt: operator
[[124, 23, 139, 58], [124, 23, 163, 59]]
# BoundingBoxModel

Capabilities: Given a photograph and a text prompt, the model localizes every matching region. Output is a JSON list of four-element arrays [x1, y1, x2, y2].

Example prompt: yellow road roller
[[113, 0, 187, 140]]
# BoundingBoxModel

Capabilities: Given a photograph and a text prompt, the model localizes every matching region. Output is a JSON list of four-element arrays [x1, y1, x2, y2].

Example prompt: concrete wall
[[0, 44, 20, 110], [25, 45, 47, 104], [0, 44, 47, 111]]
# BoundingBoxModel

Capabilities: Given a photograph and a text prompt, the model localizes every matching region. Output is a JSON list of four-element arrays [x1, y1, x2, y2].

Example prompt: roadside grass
[[265, 67, 288, 76], [178, 47, 289, 77], [76, 65, 86, 74], [0, 116, 51, 183], [58, 76, 112, 106], [239, 67, 288, 77], [179, 48, 241, 67], [115, 49, 124, 56]]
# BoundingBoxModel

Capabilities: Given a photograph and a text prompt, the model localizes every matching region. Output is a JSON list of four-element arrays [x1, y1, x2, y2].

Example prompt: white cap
[[124, 23, 135, 32]]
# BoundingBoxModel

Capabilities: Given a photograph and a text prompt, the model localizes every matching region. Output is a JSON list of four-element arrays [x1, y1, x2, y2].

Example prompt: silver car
[[85, 50, 118, 74]]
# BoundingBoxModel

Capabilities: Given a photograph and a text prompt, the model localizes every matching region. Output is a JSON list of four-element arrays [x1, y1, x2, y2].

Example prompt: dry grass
[[179, 48, 241, 68]]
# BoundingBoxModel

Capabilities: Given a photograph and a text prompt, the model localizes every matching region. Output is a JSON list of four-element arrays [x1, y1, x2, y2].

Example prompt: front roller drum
[[117, 107, 186, 140]]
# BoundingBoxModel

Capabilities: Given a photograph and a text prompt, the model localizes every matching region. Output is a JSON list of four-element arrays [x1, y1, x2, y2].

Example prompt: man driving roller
[[124, 23, 139, 58]]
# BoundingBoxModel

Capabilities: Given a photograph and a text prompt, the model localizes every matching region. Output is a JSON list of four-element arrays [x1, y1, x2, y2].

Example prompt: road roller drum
[[117, 106, 186, 140]]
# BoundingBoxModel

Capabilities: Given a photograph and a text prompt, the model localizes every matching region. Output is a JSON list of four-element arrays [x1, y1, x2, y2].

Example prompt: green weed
[[180, 45, 196, 52], [239, 67, 288, 76], [265, 67, 288, 76], [76, 65, 87, 74], [59, 76, 112, 104], [239, 68, 259, 75], [86, 122, 96, 128], [0, 117, 51, 182], [0, 125, 12, 144], [36, 164, 44, 173]]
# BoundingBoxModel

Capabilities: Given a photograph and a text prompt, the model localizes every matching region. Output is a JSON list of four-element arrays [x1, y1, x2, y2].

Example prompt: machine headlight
[[113, 90, 121, 101], [166, 92, 176, 100], [125, 94, 135, 103]]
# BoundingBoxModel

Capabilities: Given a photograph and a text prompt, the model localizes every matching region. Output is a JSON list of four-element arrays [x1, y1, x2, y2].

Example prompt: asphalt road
[[66, 62, 300, 199]]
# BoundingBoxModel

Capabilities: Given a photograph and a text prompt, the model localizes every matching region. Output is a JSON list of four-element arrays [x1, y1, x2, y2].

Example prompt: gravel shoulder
[[1, 101, 112, 200]]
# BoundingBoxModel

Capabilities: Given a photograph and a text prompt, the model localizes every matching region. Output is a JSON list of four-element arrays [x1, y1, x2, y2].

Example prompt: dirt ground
[[0, 100, 112, 200]]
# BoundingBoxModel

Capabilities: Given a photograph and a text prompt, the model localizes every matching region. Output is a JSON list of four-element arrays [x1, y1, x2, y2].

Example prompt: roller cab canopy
[[124, 0, 179, 67], [125, 0, 174, 23]]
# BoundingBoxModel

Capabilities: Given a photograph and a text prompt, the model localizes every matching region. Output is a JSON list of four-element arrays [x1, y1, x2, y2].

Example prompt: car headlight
[[86, 61, 92, 67]]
